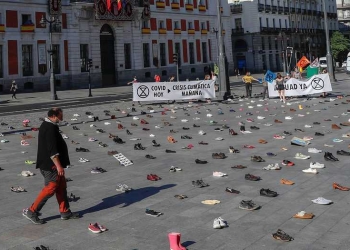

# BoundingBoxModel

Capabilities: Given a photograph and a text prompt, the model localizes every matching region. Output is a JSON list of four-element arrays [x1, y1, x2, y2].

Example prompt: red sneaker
[[243, 145, 255, 149], [147, 174, 157, 181], [88, 223, 101, 234], [118, 124, 124, 129], [282, 160, 294, 166], [140, 119, 149, 124]]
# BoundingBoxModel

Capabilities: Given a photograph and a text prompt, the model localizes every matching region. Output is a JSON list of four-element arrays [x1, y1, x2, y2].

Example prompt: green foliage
[[330, 31, 350, 60]]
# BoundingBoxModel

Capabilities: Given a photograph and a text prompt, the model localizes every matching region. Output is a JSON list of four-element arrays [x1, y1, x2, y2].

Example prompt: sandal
[[272, 229, 294, 242], [11, 186, 26, 192], [167, 136, 177, 143]]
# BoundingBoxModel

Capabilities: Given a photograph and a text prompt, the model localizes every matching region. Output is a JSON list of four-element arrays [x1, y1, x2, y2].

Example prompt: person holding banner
[[275, 73, 286, 103], [242, 72, 259, 98]]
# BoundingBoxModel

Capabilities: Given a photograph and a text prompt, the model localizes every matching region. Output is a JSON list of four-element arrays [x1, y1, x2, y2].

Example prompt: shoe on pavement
[[293, 211, 314, 219], [295, 153, 310, 160], [333, 182, 350, 191], [88, 223, 102, 233], [280, 178, 294, 185], [308, 148, 322, 153], [260, 188, 278, 197], [302, 168, 318, 174], [311, 197, 332, 205], [310, 162, 325, 169], [22, 208, 44, 224], [225, 187, 240, 194]]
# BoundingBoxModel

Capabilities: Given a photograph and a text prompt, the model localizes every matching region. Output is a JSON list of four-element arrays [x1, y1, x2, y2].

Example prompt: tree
[[330, 31, 350, 61]]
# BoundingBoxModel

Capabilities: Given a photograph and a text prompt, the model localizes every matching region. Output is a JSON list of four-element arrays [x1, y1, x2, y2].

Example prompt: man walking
[[23, 108, 79, 224]]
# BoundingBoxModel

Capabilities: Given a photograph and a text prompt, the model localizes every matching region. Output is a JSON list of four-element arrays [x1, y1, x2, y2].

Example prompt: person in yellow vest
[[242, 72, 259, 98]]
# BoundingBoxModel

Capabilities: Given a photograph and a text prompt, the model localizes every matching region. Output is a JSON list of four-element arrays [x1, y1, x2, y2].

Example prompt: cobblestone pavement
[[0, 74, 350, 249]]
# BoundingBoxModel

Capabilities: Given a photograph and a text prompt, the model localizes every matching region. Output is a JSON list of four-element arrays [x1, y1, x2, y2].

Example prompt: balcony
[[21, 24, 35, 32], [158, 28, 167, 34], [174, 28, 181, 34], [265, 4, 271, 12], [272, 6, 277, 13], [278, 7, 283, 13], [156, 1, 165, 8], [51, 23, 62, 33], [230, 4, 242, 14], [201, 29, 208, 34], [171, 2, 180, 9], [0, 24, 5, 32], [198, 5, 206, 11], [142, 28, 151, 34], [258, 3, 264, 12], [185, 4, 194, 11], [232, 28, 244, 35], [188, 29, 195, 34]]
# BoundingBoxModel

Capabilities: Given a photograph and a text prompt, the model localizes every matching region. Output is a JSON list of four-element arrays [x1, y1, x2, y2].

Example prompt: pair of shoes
[[272, 229, 294, 242], [88, 222, 107, 234], [147, 174, 161, 181], [145, 208, 162, 217], [23, 208, 44, 224], [245, 173, 261, 181], [229, 146, 240, 153], [324, 152, 339, 161], [213, 217, 228, 229], [113, 136, 125, 144], [192, 179, 209, 188], [116, 184, 132, 192], [134, 143, 146, 150], [260, 188, 278, 197], [169, 166, 182, 172], [107, 150, 118, 155], [195, 159, 207, 164], [229, 129, 238, 135], [239, 200, 260, 210], [181, 135, 192, 139], [79, 157, 89, 163], [152, 140, 160, 147], [333, 182, 350, 191], [225, 187, 240, 194], [212, 153, 226, 159], [251, 155, 265, 162]]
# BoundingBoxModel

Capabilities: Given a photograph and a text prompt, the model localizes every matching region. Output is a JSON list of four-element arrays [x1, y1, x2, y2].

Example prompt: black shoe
[[61, 211, 80, 220], [23, 209, 44, 224], [72, 126, 80, 130], [195, 159, 207, 164], [76, 147, 89, 152], [250, 126, 260, 130], [193, 124, 200, 128], [152, 140, 160, 147], [141, 111, 147, 115], [131, 108, 136, 112], [337, 150, 350, 156], [126, 129, 132, 135], [183, 127, 190, 130], [327, 152, 339, 161], [240, 126, 245, 132], [324, 152, 339, 161], [145, 209, 162, 217], [260, 188, 278, 197], [313, 122, 320, 125], [225, 187, 240, 194], [283, 131, 292, 136], [113, 137, 125, 144], [145, 154, 156, 159], [165, 149, 176, 153], [315, 132, 324, 136]]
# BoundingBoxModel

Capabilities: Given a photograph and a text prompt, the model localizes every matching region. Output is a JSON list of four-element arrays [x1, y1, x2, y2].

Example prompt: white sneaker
[[263, 164, 276, 170], [295, 153, 310, 160], [73, 114, 80, 117], [88, 138, 97, 142], [257, 116, 265, 119], [215, 137, 224, 141], [308, 148, 322, 153], [207, 114, 213, 117], [170, 116, 177, 119], [149, 134, 155, 137], [248, 106, 254, 109], [310, 162, 325, 169], [305, 124, 313, 128], [213, 171, 227, 177], [285, 116, 293, 120], [198, 130, 206, 135], [88, 115, 94, 119], [271, 163, 281, 170], [312, 197, 332, 205], [129, 138, 141, 141], [213, 218, 221, 229], [193, 117, 200, 120], [264, 123, 272, 126], [217, 217, 227, 228], [181, 119, 188, 123], [302, 168, 317, 174], [155, 125, 163, 129], [104, 122, 111, 125], [133, 116, 139, 120]]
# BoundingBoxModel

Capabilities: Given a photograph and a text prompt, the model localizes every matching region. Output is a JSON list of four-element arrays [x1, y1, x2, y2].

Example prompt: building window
[[142, 20, 149, 28], [275, 39, 278, 50], [188, 21, 193, 30], [201, 22, 206, 30], [143, 43, 150, 68], [52, 44, 60, 74], [175, 42, 181, 66], [0, 45, 2, 78], [160, 43, 166, 66], [285, 19, 287, 28], [80, 44, 89, 73], [202, 42, 208, 63], [261, 37, 265, 49], [124, 43, 132, 69], [189, 42, 195, 64], [235, 18, 242, 29], [273, 19, 275, 28], [0, 13, 2, 24], [199, 0, 205, 4], [22, 14, 33, 25], [172, 0, 179, 3], [279, 19, 281, 28], [185, 0, 193, 4], [174, 21, 180, 29], [266, 18, 269, 28], [159, 20, 165, 29], [22, 45, 33, 76], [268, 37, 272, 50], [259, 17, 262, 27]]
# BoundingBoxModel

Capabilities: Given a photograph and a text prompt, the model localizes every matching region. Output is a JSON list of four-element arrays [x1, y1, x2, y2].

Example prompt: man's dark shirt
[[36, 120, 70, 171]]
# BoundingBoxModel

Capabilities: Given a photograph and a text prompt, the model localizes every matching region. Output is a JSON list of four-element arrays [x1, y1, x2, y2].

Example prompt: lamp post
[[216, 0, 229, 100], [40, 15, 60, 100], [321, 0, 336, 82]]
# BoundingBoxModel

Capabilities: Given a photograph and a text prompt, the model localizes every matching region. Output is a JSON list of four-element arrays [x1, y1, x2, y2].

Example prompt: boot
[[168, 232, 186, 250]]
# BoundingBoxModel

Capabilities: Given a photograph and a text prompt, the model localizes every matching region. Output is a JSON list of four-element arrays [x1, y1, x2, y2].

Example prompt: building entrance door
[[100, 24, 116, 86]]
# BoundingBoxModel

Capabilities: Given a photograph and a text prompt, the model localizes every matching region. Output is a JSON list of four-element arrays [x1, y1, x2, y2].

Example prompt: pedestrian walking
[[242, 72, 259, 98], [275, 73, 286, 103], [23, 108, 79, 224], [261, 70, 269, 100], [10, 80, 18, 99]]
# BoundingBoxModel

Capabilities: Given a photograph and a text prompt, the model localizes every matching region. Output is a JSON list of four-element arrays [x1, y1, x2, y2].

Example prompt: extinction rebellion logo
[[311, 77, 324, 90], [137, 85, 150, 98]]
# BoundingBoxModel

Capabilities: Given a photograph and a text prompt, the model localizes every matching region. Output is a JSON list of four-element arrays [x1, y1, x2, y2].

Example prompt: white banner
[[133, 80, 216, 101], [268, 74, 332, 97]]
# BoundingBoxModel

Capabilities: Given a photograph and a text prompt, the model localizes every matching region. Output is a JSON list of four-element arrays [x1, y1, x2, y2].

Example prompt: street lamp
[[321, 0, 336, 82], [215, 0, 230, 100], [40, 15, 60, 100]]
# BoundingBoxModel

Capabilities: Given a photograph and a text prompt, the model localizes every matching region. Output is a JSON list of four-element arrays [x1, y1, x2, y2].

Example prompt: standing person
[[23, 108, 79, 224], [320, 69, 328, 98], [242, 72, 259, 98], [10, 80, 18, 99], [154, 74, 161, 82], [275, 73, 286, 103], [261, 70, 269, 100], [127, 76, 142, 106]]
